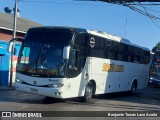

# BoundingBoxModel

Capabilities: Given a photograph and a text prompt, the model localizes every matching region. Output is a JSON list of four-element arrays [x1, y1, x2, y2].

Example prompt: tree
[[152, 42, 160, 53]]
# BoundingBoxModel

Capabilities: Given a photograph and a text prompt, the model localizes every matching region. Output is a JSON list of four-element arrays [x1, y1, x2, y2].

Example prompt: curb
[[0, 86, 15, 90]]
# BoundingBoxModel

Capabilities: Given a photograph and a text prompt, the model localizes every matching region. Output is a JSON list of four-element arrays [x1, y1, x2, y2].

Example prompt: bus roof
[[28, 26, 87, 33], [87, 30, 150, 51], [27, 26, 149, 51]]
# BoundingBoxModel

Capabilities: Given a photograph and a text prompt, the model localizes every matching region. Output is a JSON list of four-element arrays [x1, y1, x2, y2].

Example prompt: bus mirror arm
[[7, 38, 23, 53]]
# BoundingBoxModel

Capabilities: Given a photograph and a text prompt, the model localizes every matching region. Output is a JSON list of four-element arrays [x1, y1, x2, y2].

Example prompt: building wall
[[0, 29, 25, 42], [0, 41, 21, 86]]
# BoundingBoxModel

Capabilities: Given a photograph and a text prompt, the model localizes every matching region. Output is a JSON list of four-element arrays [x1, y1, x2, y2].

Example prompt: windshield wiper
[[25, 57, 39, 72]]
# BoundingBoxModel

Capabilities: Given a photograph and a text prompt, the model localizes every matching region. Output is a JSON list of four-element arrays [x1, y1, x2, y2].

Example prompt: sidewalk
[[0, 86, 15, 90]]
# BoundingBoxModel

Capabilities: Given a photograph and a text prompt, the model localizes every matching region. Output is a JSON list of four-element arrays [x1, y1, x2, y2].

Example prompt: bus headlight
[[16, 79, 24, 83], [48, 83, 64, 88]]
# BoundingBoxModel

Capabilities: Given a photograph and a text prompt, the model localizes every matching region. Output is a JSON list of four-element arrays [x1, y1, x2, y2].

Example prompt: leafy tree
[[152, 42, 160, 53]]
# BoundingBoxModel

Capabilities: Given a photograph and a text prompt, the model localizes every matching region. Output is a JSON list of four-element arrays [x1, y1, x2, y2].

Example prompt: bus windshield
[[17, 29, 73, 78]]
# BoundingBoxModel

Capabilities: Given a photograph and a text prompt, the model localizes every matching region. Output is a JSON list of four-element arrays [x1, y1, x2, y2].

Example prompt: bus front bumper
[[15, 82, 65, 98]]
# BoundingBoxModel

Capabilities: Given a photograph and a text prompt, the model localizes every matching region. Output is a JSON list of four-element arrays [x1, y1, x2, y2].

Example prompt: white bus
[[8, 26, 151, 102]]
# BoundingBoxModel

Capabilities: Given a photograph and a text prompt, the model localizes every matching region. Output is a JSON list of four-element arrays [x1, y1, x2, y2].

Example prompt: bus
[[149, 51, 160, 86], [8, 26, 151, 102]]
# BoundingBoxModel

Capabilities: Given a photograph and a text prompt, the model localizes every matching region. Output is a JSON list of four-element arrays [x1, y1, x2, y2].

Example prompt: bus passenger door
[[66, 33, 88, 97], [66, 49, 83, 97]]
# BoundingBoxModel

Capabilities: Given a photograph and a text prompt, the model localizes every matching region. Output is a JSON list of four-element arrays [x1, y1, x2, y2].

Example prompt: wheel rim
[[85, 83, 93, 100], [132, 86, 136, 93], [131, 83, 136, 93]]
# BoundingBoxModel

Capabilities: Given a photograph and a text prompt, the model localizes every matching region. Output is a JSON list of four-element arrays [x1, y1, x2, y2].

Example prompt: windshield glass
[[17, 29, 73, 78]]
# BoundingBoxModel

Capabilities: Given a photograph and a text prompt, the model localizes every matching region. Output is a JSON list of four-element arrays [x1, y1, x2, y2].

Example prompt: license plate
[[30, 88, 38, 93]]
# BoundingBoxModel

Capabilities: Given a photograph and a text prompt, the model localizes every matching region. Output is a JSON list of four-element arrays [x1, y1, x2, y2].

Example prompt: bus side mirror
[[7, 41, 14, 53], [7, 38, 23, 53], [63, 46, 70, 59]]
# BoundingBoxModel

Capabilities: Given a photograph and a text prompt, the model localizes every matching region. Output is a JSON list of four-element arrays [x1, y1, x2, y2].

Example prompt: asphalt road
[[0, 86, 160, 120]]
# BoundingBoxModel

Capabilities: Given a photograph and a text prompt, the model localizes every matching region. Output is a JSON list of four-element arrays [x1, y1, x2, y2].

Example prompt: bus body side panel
[[86, 57, 150, 94]]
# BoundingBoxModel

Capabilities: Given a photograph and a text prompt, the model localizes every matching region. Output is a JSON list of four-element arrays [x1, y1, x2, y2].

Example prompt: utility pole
[[10, 0, 18, 87], [13, 0, 18, 38]]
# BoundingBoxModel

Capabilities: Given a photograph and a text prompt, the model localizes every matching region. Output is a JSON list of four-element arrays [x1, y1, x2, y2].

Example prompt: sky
[[0, 0, 160, 50]]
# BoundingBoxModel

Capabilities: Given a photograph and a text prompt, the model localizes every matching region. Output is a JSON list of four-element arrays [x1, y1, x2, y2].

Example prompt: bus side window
[[137, 52, 140, 62], [69, 49, 79, 70], [114, 47, 119, 60], [130, 50, 135, 62], [121, 44, 129, 62]]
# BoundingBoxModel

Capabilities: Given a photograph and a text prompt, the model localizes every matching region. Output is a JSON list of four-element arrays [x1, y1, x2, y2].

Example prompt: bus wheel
[[82, 81, 93, 102], [130, 81, 137, 94]]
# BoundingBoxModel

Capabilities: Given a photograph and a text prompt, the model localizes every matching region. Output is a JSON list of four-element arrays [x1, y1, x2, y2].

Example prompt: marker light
[[48, 83, 64, 88], [16, 79, 24, 83]]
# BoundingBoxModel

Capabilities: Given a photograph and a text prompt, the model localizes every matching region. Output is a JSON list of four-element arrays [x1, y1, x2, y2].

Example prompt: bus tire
[[82, 81, 93, 102], [130, 81, 137, 94]]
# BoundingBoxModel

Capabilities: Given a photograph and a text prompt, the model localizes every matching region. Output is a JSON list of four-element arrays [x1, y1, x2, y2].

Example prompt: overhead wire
[[20, 0, 160, 28], [139, 2, 160, 28], [20, 0, 116, 7], [124, 9, 128, 37], [107, 1, 160, 29], [126, 4, 160, 20]]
